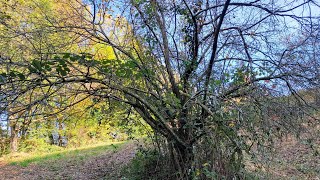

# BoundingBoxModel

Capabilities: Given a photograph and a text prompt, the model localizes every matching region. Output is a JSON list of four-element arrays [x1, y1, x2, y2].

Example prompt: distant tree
[[1, 0, 319, 178], [0, 0, 78, 152]]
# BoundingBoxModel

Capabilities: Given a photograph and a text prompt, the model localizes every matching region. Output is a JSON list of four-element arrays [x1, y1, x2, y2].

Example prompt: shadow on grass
[[9, 141, 125, 167]]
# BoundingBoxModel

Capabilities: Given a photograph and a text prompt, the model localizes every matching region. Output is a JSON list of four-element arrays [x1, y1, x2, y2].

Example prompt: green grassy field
[[2, 141, 125, 167]]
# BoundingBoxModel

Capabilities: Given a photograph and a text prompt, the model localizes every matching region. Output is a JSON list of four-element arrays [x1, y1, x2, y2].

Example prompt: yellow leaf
[[228, 122, 235, 127]]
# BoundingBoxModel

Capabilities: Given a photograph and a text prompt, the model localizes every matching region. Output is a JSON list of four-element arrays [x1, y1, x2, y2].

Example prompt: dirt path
[[0, 143, 137, 180]]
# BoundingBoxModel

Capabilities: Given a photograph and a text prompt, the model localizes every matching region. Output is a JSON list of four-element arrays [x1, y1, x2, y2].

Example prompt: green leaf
[[84, 53, 93, 59], [31, 60, 42, 71], [56, 65, 69, 76], [58, 59, 66, 65], [101, 60, 112, 65], [135, 72, 143, 79], [0, 73, 6, 82], [125, 60, 137, 68], [9, 71, 16, 77], [47, 61, 55, 65], [63, 53, 71, 59], [44, 64, 52, 71], [214, 80, 222, 85], [60, 70, 67, 76], [0, 72, 6, 77], [28, 66, 37, 73], [64, 67, 70, 73], [56, 66, 62, 74], [69, 55, 78, 62], [115, 69, 126, 77], [17, 73, 25, 80], [101, 66, 111, 73]]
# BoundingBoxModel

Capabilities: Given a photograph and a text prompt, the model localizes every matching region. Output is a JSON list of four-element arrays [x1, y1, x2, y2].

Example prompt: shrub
[[121, 145, 176, 180]]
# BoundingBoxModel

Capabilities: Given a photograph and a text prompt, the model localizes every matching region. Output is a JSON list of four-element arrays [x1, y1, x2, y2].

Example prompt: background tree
[[0, 0, 76, 151], [0, 0, 148, 153]]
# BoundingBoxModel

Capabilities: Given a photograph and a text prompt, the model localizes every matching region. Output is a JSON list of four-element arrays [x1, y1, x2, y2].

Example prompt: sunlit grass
[[1, 141, 125, 167]]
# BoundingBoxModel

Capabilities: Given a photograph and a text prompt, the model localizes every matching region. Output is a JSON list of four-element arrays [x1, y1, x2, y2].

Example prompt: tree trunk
[[58, 121, 64, 146], [58, 134, 63, 146], [48, 132, 54, 145], [10, 125, 18, 152], [169, 141, 194, 179]]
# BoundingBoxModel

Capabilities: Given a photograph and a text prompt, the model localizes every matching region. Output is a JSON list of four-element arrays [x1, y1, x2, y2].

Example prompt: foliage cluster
[[0, 0, 148, 156]]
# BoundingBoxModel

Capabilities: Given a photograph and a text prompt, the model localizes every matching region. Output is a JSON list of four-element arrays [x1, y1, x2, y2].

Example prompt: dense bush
[[122, 145, 176, 180]]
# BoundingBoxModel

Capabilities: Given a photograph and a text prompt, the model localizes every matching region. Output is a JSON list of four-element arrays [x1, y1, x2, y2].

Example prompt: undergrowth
[[121, 145, 176, 180]]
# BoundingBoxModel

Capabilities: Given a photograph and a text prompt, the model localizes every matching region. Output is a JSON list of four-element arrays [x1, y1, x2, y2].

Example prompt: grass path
[[0, 142, 137, 180]]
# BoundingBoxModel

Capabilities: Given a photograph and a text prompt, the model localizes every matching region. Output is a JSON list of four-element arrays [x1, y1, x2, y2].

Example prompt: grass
[[2, 141, 125, 167]]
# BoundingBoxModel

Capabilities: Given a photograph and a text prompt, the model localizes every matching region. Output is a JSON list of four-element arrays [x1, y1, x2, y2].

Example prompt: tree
[[1, 0, 319, 178], [0, 0, 79, 152]]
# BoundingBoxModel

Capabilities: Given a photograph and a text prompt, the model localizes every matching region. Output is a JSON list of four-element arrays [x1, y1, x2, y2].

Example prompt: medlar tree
[[1, 0, 319, 178]]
